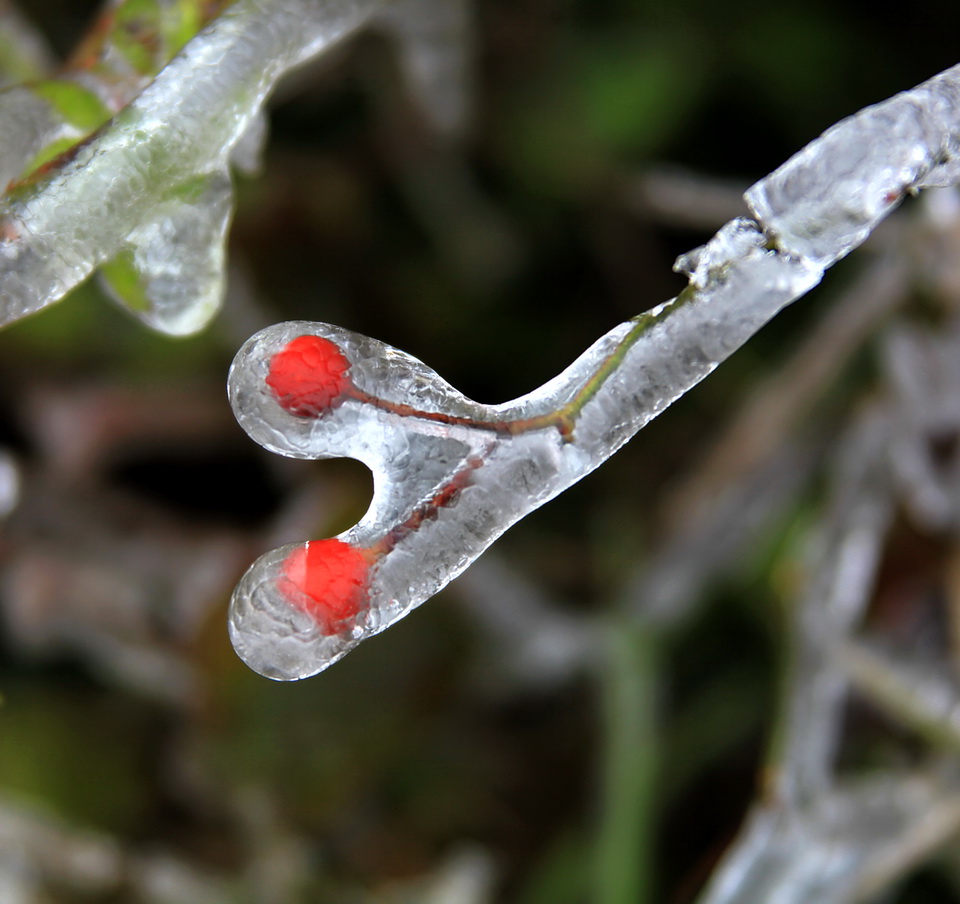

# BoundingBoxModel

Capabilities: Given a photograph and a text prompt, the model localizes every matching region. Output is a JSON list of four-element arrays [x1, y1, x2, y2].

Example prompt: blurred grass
[[594, 625, 658, 904]]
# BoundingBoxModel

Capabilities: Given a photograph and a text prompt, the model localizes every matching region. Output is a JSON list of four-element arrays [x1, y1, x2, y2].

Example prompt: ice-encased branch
[[693, 282, 960, 904], [227, 63, 960, 680], [696, 771, 960, 904], [0, 0, 469, 335]]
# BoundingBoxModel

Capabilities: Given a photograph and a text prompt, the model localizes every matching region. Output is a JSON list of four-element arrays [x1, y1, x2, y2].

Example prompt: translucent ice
[[227, 239, 820, 679], [0, 0, 470, 335], [228, 62, 960, 680], [698, 773, 960, 904], [746, 62, 960, 267], [0, 0, 226, 201]]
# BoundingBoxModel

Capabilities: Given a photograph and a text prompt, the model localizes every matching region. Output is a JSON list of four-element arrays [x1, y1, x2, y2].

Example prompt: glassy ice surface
[[745, 62, 960, 267], [227, 238, 814, 680], [229, 62, 960, 680], [698, 774, 960, 904], [0, 87, 83, 188], [0, 0, 469, 335], [98, 171, 233, 335]]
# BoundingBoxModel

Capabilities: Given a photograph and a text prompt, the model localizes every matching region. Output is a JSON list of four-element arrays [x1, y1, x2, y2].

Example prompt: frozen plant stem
[[0, 0, 469, 334], [767, 409, 893, 806], [228, 63, 960, 680]]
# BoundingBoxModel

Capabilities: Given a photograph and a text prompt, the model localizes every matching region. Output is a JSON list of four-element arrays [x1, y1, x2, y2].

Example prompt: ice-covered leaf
[[0, 0, 227, 192], [98, 171, 232, 334], [228, 62, 960, 680], [0, 0, 470, 335]]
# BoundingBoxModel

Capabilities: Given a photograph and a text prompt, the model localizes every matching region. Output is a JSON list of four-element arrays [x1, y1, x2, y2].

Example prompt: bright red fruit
[[277, 539, 369, 634], [266, 335, 352, 417]]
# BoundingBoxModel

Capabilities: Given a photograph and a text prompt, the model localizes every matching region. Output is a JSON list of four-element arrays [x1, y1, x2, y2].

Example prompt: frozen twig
[[772, 409, 894, 804], [228, 62, 960, 679], [697, 772, 960, 904], [0, 0, 469, 334]]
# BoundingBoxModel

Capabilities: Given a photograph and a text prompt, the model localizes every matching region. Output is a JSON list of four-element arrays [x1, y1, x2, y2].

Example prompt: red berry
[[266, 335, 352, 417], [277, 539, 369, 634]]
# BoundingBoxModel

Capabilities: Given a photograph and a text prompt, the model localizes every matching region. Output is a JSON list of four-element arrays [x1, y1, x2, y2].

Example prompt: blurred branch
[[0, 0, 53, 85], [621, 168, 748, 230]]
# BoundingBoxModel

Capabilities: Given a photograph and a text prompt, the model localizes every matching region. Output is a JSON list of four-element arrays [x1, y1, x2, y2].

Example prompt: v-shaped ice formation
[[228, 62, 960, 680], [0, 0, 469, 335]]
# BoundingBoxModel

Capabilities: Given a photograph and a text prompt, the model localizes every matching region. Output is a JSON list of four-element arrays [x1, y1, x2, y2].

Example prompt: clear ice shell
[[228, 62, 960, 679], [229, 226, 820, 681], [746, 62, 960, 267], [98, 171, 232, 335], [0, 86, 80, 188]]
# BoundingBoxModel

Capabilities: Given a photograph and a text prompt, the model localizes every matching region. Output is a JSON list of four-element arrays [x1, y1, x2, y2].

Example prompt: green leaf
[[32, 79, 112, 132]]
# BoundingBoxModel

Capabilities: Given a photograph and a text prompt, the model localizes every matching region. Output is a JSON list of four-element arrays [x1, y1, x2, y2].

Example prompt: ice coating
[[229, 62, 960, 680], [745, 62, 960, 266], [0, 0, 469, 335], [698, 773, 960, 904], [229, 233, 821, 679]]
